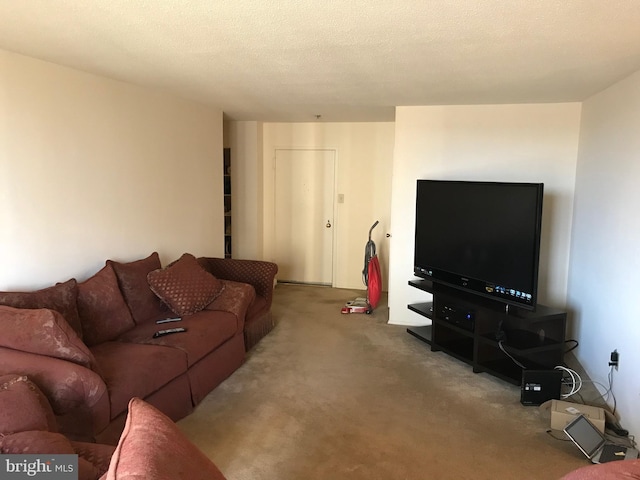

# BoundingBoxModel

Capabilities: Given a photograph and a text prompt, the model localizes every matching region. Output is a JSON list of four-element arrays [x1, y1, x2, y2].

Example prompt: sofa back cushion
[[0, 374, 57, 434], [0, 279, 83, 338], [148, 253, 225, 316], [107, 252, 171, 324], [77, 264, 136, 346], [0, 306, 96, 370]]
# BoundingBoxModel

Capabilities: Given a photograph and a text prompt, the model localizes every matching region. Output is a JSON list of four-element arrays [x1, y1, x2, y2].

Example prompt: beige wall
[[568, 69, 640, 437], [261, 122, 395, 290], [389, 104, 582, 325], [0, 49, 224, 289]]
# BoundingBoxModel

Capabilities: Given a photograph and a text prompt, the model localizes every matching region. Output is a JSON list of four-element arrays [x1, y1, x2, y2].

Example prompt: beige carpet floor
[[178, 284, 588, 480]]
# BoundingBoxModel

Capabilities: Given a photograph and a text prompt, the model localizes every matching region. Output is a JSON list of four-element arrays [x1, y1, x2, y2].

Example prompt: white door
[[274, 149, 335, 285]]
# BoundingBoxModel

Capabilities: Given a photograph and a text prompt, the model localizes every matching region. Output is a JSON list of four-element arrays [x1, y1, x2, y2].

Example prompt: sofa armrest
[[0, 347, 110, 439], [198, 257, 278, 309]]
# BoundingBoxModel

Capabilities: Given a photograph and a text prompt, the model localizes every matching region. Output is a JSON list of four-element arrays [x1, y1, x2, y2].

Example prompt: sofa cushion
[[77, 264, 136, 346], [204, 280, 255, 328], [90, 341, 188, 419], [107, 252, 171, 324], [0, 430, 100, 480], [0, 279, 83, 338], [0, 306, 96, 370], [0, 374, 57, 434], [117, 310, 239, 367], [0, 430, 74, 453], [148, 253, 224, 316], [560, 459, 640, 479], [105, 397, 227, 480]]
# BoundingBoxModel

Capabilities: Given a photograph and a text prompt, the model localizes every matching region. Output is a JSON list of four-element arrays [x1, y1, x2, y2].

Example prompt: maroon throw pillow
[[148, 253, 225, 316], [77, 264, 136, 346], [0, 279, 82, 338], [107, 252, 171, 324], [0, 374, 57, 434], [105, 398, 227, 480], [0, 306, 96, 370]]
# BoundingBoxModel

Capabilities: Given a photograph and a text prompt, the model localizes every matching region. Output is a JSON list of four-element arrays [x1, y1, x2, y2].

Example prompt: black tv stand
[[407, 279, 567, 386]]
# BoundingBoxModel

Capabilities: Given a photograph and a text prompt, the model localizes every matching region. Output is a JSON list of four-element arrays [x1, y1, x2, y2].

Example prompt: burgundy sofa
[[0, 374, 115, 480], [0, 374, 228, 480], [0, 252, 278, 444]]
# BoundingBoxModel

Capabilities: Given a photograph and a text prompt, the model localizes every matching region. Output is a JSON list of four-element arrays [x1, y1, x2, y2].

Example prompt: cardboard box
[[550, 399, 606, 433]]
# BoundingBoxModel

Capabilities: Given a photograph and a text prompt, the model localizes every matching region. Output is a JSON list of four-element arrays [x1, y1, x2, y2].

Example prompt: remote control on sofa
[[153, 327, 187, 338], [156, 317, 182, 324]]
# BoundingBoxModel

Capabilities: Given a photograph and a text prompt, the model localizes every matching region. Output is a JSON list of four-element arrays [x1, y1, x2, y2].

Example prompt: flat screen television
[[414, 180, 544, 310]]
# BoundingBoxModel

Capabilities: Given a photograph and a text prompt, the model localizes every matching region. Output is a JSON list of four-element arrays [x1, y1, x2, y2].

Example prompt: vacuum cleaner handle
[[368, 220, 379, 240]]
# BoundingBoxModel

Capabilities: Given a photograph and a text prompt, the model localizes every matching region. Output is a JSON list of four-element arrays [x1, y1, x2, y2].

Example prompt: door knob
[[326, 220, 332, 228]]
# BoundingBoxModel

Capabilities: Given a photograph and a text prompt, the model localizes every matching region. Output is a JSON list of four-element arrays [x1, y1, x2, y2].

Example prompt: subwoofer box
[[520, 369, 562, 406]]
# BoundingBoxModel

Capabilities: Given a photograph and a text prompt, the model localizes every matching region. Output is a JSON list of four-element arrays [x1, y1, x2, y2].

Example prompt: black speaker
[[520, 369, 562, 406]]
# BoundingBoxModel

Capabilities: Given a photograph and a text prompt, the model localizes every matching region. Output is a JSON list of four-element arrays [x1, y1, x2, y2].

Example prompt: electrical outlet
[[609, 349, 619, 370]]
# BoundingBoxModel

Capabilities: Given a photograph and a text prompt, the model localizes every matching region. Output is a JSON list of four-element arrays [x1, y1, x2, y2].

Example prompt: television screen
[[414, 180, 544, 310]]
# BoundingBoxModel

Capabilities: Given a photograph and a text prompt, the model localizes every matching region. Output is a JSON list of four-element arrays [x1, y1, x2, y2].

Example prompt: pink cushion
[[0, 374, 57, 434], [77, 264, 135, 346], [148, 253, 224, 316], [560, 459, 640, 479], [0, 306, 96, 370], [105, 397, 227, 480], [0, 430, 100, 480], [0, 279, 83, 338], [0, 429, 74, 453], [107, 252, 171, 324]]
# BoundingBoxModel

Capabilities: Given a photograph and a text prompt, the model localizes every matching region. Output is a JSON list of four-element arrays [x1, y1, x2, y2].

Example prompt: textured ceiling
[[1, 1, 640, 122]]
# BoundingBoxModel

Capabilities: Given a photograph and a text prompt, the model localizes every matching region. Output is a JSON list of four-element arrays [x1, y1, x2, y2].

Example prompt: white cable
[[498, 340, 527, 369], [555, 365, 582, 398]]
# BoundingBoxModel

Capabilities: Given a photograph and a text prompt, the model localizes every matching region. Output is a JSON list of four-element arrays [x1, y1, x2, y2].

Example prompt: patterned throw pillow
[[0, 374, 58, 434], [0, 306, 96, 370], [0, 279, 83, 338], [147, 253, 224, 316]]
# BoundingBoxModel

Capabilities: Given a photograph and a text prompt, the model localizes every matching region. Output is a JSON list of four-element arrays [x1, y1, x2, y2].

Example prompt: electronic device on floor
[[563, 414, 638, 464], [520, 369, 562, 406]]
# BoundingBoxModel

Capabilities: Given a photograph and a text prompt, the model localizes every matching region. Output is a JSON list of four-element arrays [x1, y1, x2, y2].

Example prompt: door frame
[[273, 147, 338, 286]]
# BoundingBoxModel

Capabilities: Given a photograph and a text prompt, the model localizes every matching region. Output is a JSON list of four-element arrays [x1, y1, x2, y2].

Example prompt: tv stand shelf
[[406, 279, 566, 385]]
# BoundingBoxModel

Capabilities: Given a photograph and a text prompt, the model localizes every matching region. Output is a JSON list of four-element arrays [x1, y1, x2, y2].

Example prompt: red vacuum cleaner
[[342, 221, 382, 314]]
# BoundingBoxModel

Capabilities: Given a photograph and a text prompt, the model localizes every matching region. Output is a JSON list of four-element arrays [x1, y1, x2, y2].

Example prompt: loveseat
[[0, 252, 278, 444]]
